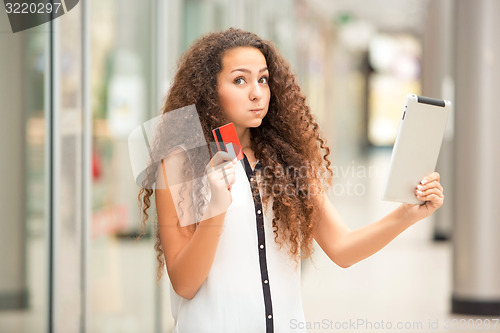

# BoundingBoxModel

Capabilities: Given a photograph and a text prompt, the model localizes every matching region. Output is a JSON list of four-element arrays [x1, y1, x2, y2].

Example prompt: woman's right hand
[[204, 151, 237, 211]]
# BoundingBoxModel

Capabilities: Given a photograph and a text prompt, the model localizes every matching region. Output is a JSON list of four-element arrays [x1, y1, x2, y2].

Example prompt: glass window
[[0, 16, 49, 333], [89, 0, 157, 331]]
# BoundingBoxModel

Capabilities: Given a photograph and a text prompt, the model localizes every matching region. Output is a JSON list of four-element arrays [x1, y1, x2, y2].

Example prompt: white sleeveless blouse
[[169, 154, 306, 333]]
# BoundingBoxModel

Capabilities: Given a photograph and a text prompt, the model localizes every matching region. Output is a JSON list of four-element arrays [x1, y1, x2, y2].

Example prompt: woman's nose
[[249, 81, 262, 100]]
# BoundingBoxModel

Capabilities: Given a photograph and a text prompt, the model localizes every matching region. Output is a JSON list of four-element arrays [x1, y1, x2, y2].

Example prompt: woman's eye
[[234, 76, 269, 85], [234, 77, 245, 85]]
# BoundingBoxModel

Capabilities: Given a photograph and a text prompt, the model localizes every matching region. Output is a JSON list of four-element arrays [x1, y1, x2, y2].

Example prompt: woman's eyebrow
[[230, 67, 269, 74]]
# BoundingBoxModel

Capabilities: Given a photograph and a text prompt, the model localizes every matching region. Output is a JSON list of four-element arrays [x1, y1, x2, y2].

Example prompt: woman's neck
[[235, 125, 258, 166], [236, 125, 251, 151]]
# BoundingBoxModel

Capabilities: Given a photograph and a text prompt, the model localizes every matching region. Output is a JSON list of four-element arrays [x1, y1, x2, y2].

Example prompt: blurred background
[[1, 0, 499, 332]]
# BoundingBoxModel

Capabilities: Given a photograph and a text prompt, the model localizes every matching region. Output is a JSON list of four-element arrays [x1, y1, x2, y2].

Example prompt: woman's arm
[[313, 172, 444, 268], [155, 150, 233, 300]]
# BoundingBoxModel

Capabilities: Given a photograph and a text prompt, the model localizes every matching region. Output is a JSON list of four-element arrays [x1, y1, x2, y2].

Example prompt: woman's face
[[217, 47, 271, 132]]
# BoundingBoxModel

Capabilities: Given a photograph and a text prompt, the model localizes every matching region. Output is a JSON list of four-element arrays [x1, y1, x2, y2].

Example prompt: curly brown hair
[[138, 27, 334, 282]]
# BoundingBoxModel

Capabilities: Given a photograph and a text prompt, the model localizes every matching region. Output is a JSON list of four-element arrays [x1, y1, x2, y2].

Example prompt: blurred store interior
[[1, 0, 499, 332]]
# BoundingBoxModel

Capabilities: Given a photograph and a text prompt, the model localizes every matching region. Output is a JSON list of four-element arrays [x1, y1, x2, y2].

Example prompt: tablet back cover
[[382, 94, 451, 204]]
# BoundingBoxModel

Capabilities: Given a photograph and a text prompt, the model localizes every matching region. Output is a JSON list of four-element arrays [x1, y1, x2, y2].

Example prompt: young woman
[[138, 28, 444, 333]]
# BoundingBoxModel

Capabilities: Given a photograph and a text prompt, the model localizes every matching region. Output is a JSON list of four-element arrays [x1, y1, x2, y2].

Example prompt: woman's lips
[[250, 108, 263, 113]]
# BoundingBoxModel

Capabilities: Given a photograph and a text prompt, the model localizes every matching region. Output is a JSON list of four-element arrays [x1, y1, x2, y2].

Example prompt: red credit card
[[212, 122, 244, 161]]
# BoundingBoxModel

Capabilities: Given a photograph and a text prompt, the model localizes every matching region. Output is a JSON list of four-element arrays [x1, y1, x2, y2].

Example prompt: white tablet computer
[[382, 94, 451, 204]]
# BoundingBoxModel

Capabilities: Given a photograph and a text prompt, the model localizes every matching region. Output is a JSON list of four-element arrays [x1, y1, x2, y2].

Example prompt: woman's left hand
[[400, 172, 444, 223]]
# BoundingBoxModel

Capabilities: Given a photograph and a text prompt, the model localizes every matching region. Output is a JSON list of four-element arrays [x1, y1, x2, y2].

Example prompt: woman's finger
[[225, 173, 235, 183], [206, 157, 236, 173], [420, 172, 440, 185], [416, 186, 443, 197], [416, 187, 444, 200], [426, 193, 444, 207], [217, 163, 235, 173], [223, 174, 236, 189], [416, 180, 443, 193], [211, 151, 235, 166], [216, 168, 235, 180]]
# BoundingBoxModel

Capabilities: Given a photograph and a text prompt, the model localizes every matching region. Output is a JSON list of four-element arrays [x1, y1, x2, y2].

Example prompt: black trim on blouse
[[241, 154, 274, 333]]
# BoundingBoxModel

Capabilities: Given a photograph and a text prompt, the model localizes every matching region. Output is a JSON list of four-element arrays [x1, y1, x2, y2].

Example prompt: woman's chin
[[248, 119, 263, 127]]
